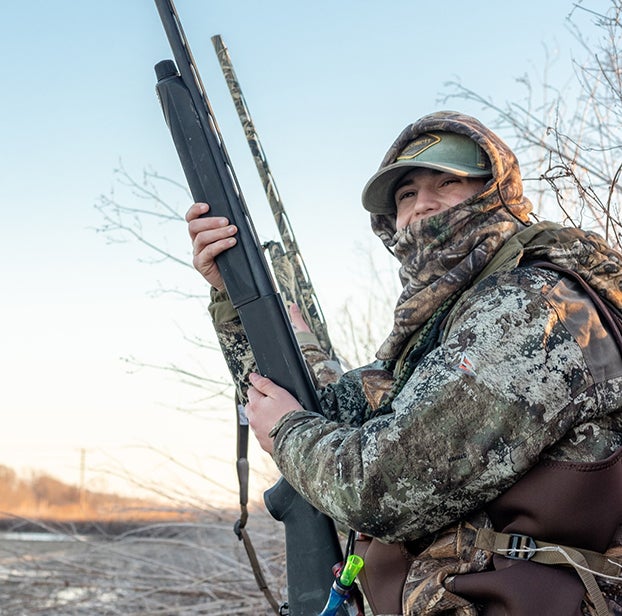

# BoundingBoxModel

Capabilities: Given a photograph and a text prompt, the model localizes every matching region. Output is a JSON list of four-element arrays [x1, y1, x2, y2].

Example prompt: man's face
[[394, 168, 487, 230]]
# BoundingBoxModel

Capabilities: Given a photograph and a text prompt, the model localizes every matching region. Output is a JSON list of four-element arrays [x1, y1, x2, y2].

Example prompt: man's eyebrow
[[395, 176, 415, 192], [395, 169, 455, 193]]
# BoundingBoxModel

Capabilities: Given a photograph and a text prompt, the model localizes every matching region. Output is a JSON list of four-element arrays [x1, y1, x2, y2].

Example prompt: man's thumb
[[249, 372, 274, 394]]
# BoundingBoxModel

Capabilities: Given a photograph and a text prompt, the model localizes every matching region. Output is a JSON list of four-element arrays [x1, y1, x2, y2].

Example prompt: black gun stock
[[264, 478, 345, 611], [152, 2, 344, 614]]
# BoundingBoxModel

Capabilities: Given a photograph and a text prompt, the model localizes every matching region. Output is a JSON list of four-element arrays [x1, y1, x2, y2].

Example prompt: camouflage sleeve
[[295, 331, 344, 389], [270, 267, 622, 542], [209, 288, 346, 401], [209, 287, 257, 404]]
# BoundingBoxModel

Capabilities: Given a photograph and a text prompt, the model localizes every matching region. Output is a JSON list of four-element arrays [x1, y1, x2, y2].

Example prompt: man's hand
[[289, 303, 312, 333], [246, 372, 303, 454], [185, 202, 238, 290]]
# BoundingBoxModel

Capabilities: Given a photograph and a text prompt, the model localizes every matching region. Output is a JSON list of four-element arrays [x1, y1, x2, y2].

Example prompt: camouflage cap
[[362, 131, 492, 214]]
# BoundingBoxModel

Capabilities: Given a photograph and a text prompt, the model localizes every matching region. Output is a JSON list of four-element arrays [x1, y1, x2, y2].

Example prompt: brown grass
[[0, 466, 287, 615], [0, 464, 197, 523]]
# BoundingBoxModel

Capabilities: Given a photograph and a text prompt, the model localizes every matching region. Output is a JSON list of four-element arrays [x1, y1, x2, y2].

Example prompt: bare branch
[[443, 1, 622, 249]]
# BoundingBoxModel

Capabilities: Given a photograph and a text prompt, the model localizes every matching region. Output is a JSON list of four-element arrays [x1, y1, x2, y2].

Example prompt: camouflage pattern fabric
[[598, 534, 622, 614], [369, 111, 533, 360], [211, 317, 257, 403], [269, 264, 622, 538], [401, 512, 622, 615], [268, 264, 622, 613], [209, 296, 342, 401], [369, 111, 532, 248], [402, 511, 494, 616], [207, 111, 622, 613], [295, 331, 343, 388], [210, 263, 622, 613]]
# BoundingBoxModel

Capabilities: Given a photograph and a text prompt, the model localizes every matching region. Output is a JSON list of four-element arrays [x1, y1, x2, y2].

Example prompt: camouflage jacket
[[208, 110, 622, 613], [209, 265, 622, 542]]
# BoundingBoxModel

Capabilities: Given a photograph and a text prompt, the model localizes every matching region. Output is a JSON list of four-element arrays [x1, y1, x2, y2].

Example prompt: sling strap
[[475, 528, 622, 616], [233, 396, 282, 615]]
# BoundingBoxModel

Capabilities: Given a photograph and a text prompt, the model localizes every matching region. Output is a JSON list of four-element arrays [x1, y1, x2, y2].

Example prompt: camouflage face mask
[[368, 111, 534, 360], [376, 200, 529, 360]]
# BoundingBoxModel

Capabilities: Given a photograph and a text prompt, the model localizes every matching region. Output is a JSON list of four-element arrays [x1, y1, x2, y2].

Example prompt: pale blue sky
[[0, 1, 597, 498]]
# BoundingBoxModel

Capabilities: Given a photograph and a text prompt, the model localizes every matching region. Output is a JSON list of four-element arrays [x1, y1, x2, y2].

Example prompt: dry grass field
[[0, 510, 287, 615], [0, 466, 288, 615]]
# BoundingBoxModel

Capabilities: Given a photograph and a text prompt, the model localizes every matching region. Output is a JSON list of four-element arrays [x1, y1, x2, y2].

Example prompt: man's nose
[[413, 189, 440, 215]]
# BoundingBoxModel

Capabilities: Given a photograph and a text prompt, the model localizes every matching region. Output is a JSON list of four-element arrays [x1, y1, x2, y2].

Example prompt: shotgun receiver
[[152, 1, 344, 614]]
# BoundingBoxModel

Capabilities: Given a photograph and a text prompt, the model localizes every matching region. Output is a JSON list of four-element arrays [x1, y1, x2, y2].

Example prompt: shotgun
[[152, 1, 344, 613]]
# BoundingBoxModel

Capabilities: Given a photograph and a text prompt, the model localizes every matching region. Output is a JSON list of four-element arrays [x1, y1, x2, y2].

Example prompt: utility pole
[[79, 448, 86, 510]]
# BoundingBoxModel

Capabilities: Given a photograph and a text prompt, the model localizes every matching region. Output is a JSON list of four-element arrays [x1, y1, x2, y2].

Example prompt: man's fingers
[[190, 221, 238, 280], [189, 217, 236, 243], [185, 201, 209, 223], [248, 372, 277, 396], [246, 385, 263, 405], [193, 231, 237, 260]]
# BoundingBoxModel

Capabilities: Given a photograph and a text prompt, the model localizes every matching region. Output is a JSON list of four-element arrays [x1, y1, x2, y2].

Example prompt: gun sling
[[474, 528, 621, 616]]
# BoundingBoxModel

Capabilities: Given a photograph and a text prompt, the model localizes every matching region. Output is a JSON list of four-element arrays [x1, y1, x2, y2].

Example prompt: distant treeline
[[0, 465, 195, 523]]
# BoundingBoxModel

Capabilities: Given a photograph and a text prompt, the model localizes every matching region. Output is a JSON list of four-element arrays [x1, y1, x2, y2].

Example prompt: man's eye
[[398, 190, 415, 201], [441, 178, 458, 187]]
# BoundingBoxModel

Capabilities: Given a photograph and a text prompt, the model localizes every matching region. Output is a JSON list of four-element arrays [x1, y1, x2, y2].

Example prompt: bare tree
[[94, 163, 394, 377], [444, 0, 622, 248], [94, 163, 235, 415]]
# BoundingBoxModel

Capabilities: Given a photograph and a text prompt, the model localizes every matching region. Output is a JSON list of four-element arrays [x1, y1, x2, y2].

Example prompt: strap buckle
[[505, 533, 537, 560]]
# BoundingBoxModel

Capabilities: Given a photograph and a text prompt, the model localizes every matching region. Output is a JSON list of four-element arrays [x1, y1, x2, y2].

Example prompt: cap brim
[[361, 161, 492, 214]]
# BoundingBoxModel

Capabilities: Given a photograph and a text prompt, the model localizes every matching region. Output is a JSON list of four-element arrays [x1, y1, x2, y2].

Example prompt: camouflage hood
[[369, 111, 534, 360]]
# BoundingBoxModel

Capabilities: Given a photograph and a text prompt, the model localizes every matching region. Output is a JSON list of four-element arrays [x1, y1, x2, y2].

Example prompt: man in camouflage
[[186, 111, 622, 615]]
